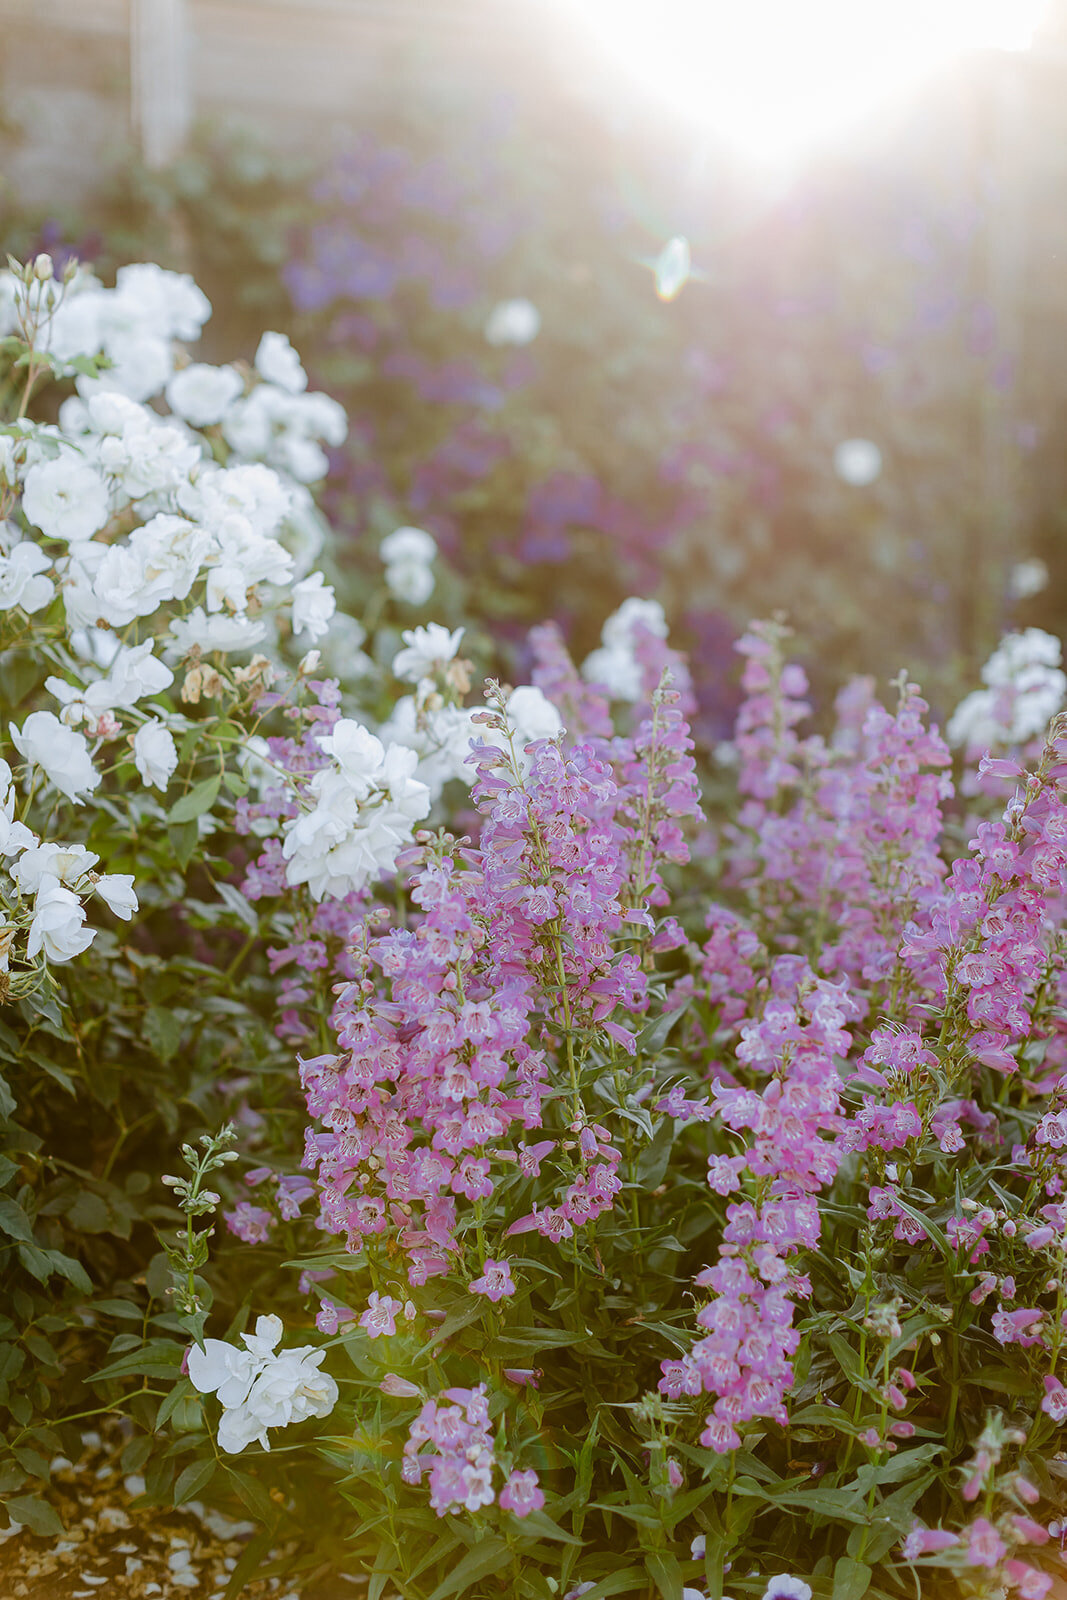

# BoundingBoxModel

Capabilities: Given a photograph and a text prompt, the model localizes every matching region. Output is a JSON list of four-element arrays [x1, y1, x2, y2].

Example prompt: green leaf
[[230, 1470, 276, 1525], [828, 1331, 866, 1384], [562, 1570, 647, 1600], [45, 1250, 92, 1294], [635, 1117, 675, 1188], [0, 1197, 34, 1243], [215, 881, 257, 931], [969, 1365, 1035, 1396], [833, 1557, 872, 1600], [644, 1551, 684, 1600], [635, 998, 690, 1054], [426, 1537, 510, 1600], [156, 1378, 194, 1431], [90, 1338, 183, 1384], [5, 1495, 64, 1537], [223, 1529, 274, 1600], [510, 1507, 582, 1545], [174, 1459, 215, 1506], [144, 1006, 183, 1063], [170, 819, 201, 870], [168, 775, 220, 825], [97, 1299, 145, 1321], [66, 1192, 114, 1234], [23, 1049, 75, 1095]]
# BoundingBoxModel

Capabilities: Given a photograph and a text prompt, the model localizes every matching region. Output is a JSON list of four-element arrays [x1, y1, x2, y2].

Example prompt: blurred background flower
[[2, 0, 1066, 728]]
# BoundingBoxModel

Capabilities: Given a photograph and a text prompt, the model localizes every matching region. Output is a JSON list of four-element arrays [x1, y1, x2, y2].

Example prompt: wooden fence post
[[130, 0, 192, 169]]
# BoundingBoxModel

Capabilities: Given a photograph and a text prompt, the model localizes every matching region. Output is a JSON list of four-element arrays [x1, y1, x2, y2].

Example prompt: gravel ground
[[0, 1428, 372, 1600]]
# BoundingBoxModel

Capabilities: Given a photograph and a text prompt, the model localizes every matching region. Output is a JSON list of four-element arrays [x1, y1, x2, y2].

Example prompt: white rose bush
[[4, 248, 1067, 1600]]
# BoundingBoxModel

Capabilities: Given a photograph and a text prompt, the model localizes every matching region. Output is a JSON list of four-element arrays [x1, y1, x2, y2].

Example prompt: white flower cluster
[[282, 720, 431, 900], [379, 624, 563, 802], [581, 597, 669, 702], [380, 524, 437, 606], [380, 624, 479, 801], [948, 628, 1066, 751], [0, 761, 137, 970], [221, 332, 347, 483], [187, 1313, 337, 1455], [0, 254, 363, 977], [2, 259, 342, 764]]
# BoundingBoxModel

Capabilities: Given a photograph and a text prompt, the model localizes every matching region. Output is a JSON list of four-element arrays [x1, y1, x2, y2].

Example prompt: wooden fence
[[0, 0, 548, 205]]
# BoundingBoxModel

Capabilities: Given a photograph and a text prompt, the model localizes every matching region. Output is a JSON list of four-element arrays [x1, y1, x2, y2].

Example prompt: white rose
[[0, 541, 53, 614], [26, 874, 95, 962], [94, 873, 138, 920], [282, 736, 430, 900], [380, 525, 437, 567], [378, 696, 478, 803], [21, 454, 111, 543], [10, 711, 100, 802], [112, 262, 212, 343], [484, 298, 541, 347], [581, 644, 642, 702], [187, 1315, 336, 1455], [79, 331, 173, 405], [239, 1347, 337, 1440], [12, 841, 98, 894], [133, 719, 178, 791], [179, 462, 292, 540], [167, 607, 267, 658], [165, 363, 244, 427], [254, 332, 308, 395], [188, 1338, 259, 1411], [291, 571, 336, 641], [391, 624, 464, 685], [46, 640, 173, 726], [385, 560, 435, 606], [983, 628, 1062, 686], [507, 686, 563, 748], [314, 720, 386, 793], [601, 598, 668, 650]]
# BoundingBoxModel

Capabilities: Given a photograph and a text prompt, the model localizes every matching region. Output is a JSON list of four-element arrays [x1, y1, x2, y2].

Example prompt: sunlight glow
[[560, 0, 1048, 166]]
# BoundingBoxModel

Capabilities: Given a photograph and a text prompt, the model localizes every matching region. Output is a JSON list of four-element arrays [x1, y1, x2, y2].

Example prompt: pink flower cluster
[[299, 659, 701, 1289], [660, 962, 857, 1449], [402, 1384, 497, 1515]]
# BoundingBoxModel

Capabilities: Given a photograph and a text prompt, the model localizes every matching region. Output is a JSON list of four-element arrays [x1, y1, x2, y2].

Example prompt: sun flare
[[559, 0, 1049, 165]]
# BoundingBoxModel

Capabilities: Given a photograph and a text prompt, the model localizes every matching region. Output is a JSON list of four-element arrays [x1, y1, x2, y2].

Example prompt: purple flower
[[360, 1291, 403, 1339], [469, 1259, 516, 1303], [499, 1468, 544, 1518]]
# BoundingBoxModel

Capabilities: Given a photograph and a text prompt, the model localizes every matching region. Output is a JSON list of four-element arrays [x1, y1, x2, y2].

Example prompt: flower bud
[[379, 1373, 421, 1398], [32, 254, 53, 282]]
